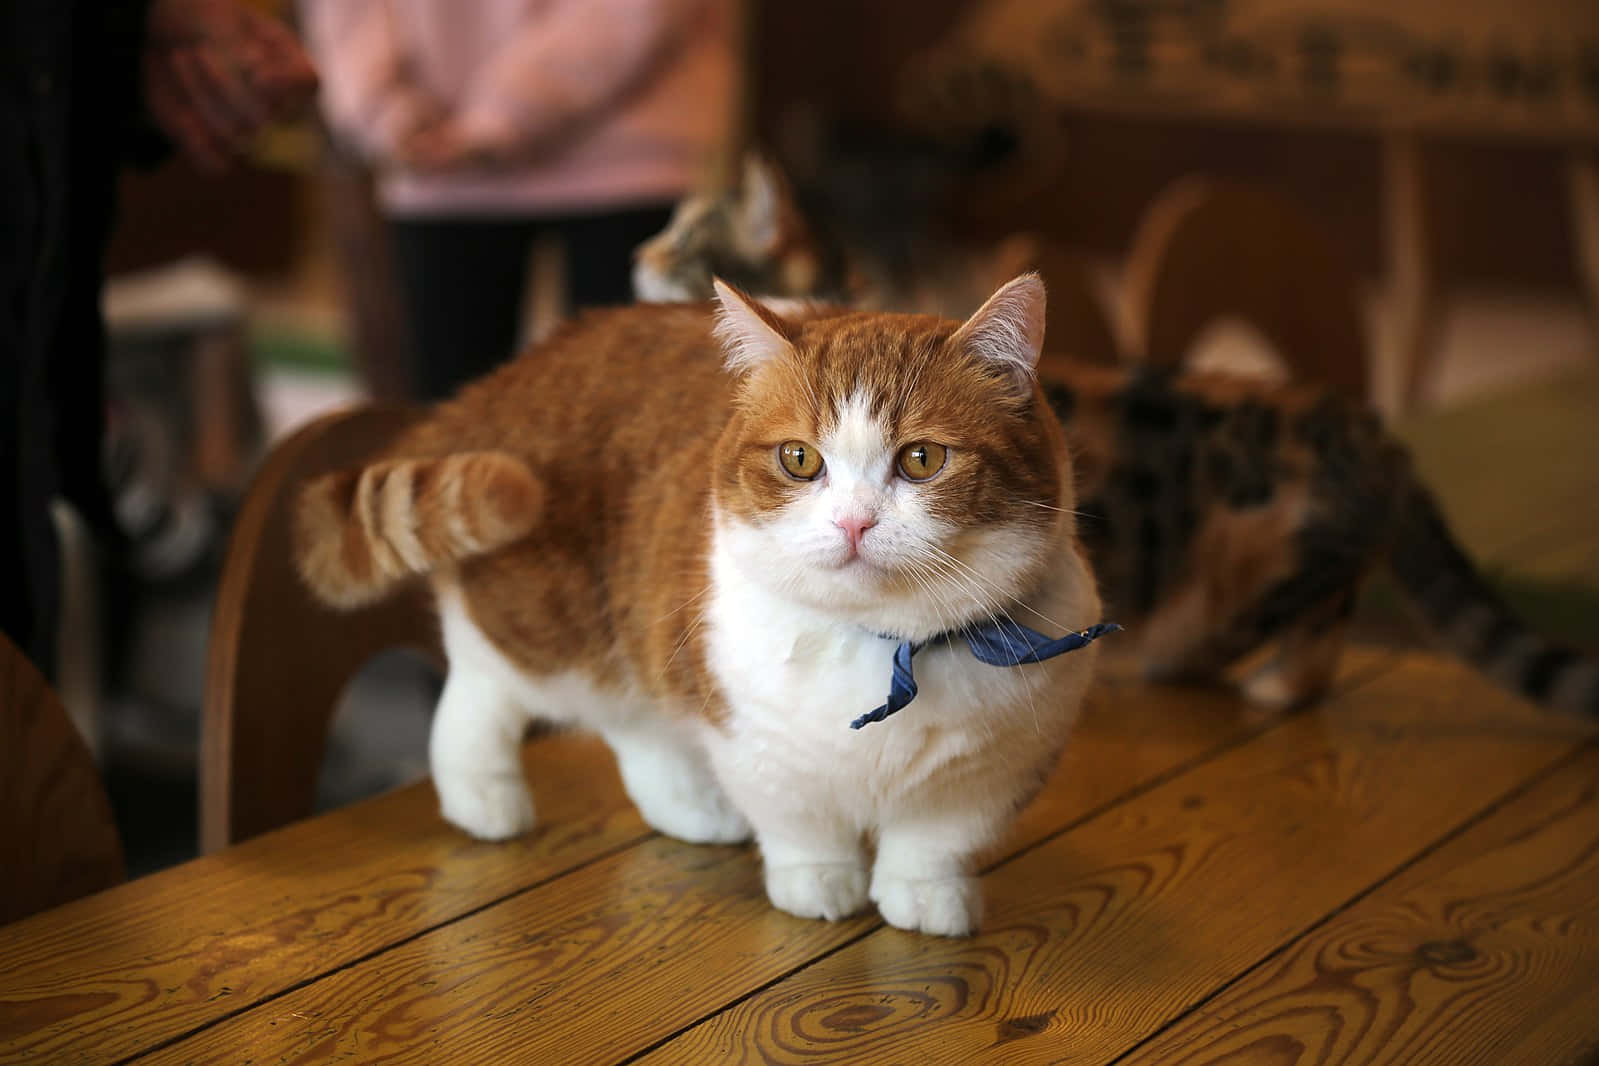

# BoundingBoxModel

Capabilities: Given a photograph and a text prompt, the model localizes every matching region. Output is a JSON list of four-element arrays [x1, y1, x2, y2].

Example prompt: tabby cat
[[634, 158, 1599, 714], [296, 276, 1105, 936]]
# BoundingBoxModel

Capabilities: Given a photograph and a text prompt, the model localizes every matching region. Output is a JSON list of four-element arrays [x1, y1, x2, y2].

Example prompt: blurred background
[[63, 0, 1598, 875]]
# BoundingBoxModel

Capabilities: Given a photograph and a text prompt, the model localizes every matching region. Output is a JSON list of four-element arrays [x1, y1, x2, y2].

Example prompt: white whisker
[[1019, 498, 1095, 519], [652, 584, 712, 625], [924, 542, 1069, 634]]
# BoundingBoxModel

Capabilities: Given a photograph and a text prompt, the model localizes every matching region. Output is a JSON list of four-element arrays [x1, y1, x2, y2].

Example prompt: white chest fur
[[699, 529, 1102, 836]]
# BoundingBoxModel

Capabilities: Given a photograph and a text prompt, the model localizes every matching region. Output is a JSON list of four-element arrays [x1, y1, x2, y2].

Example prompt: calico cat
[[1045, 362, 1597, 713], [295, 276, 1106, 936], [633, 154, 852, 307], [633, 152, 1030, 322], [635, 159, 1599, 715]]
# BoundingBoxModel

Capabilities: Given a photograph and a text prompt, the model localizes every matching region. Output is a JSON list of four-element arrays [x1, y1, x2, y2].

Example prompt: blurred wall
[[752, 0, 1585, 293]]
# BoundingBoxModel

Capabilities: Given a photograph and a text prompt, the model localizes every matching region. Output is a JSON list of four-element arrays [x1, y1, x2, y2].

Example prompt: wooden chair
[[1030, 236, 1122, 368], [201, 404, 442, 854], [0, 632, 124, 925], [1121, 176, 1371, 400]]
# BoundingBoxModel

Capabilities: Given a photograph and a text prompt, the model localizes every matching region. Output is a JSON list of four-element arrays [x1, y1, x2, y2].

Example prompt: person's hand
[[370, 88, 445, 164], [391, 121, 470, 171], [393, 111, 523, 172], [143, 0, 318, 172]]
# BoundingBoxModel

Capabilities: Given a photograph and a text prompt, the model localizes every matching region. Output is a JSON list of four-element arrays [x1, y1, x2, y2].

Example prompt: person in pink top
[[300, 0, 735, 399]]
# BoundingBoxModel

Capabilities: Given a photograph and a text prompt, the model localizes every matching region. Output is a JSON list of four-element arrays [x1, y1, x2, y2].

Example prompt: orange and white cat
[[295, 276, 1103, 936]]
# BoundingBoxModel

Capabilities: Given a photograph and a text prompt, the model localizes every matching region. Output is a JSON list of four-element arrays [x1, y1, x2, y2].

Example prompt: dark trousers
[[3, 0, 145, 677], [388, 203, 673, 402]]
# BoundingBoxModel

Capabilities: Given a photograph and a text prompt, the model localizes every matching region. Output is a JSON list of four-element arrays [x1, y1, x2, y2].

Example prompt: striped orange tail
[[294, 452, 543, 608]]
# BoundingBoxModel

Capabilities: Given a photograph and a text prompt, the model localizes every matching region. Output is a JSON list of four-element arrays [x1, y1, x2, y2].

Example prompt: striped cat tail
[[294, 452, 543, 609], [1388, 481, 1599, 715]]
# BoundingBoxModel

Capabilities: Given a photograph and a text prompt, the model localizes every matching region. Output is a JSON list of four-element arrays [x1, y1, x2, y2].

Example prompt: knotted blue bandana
[[850, 619, 1122, 730]]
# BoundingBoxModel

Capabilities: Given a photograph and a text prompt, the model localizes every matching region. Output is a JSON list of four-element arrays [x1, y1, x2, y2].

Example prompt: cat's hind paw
[[641, 789, 753, 845], [436, 770, 536, 841], [871, 874, 981, 937], [608, 727, 753, 845], [622, 759, 752, 845], [765, 863, 870, 921]]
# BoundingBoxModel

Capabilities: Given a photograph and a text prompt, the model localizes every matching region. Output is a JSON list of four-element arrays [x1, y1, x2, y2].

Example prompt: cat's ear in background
[[737, 153, 783, 255], [949, 273, 1047, 388], [713, 278, 795, 373]]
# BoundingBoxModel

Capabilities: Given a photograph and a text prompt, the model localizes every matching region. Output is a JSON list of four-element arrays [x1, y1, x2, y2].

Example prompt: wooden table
[[3, 648, 1596, 1065]]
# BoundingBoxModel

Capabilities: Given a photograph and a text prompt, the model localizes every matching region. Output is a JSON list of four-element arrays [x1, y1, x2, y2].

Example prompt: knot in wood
[[996, 1010, 1057, 1043], [1415, 938, 1476, 967]]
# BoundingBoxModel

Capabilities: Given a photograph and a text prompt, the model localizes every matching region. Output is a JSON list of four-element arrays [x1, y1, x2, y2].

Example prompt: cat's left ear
[[713, 278, 795, 373], [949, 273, 1047, 391]]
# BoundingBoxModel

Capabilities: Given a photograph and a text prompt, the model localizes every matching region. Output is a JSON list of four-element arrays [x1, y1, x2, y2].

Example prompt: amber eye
[[778, 440, 824, 480], [896, 442, 949, 481]]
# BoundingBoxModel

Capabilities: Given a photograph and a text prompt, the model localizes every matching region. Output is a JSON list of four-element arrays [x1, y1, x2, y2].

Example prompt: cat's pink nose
[[835, 514, 877, 553]]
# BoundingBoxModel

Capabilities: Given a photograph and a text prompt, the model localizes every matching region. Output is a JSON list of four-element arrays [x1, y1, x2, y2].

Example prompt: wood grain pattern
[[0, 633, 124, 927], [141, 835, 865, 1066], [1118, 744, 1599, 1066], [638, 654, 1593, 1065], [992, 647, 1395, 866], [0, 735, 643, 1066], [128, 658, 1397, 1066]]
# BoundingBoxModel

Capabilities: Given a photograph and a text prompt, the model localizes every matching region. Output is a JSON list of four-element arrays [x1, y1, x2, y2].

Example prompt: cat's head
[[709, 274, 1073, 640], [632, 154, 837, 304]]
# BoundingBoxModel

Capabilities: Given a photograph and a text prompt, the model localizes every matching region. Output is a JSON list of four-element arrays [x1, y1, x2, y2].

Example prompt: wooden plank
[[0, 735, 648, 1066], [1115, 744, 1599, 1066], [126, 655, 1396, 1066], [996, 645, 1395, 861], [635, 653, 1592, 1065]]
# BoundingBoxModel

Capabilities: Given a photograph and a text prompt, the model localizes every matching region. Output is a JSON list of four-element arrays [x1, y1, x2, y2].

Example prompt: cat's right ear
[[949, 272, 1047, 392], [713, 278, 794, 373]]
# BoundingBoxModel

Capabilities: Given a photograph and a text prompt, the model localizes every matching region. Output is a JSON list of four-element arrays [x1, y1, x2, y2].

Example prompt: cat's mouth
[[831, 549, 886, 575]]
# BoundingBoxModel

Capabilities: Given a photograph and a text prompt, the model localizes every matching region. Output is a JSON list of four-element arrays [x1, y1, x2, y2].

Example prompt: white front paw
[[871, 874, 981, 936], [765, 863, 869, 921], [435, 769, 535, 841]]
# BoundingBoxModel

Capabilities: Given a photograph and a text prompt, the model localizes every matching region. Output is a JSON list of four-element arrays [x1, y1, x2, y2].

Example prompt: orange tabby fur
[[298, 297, 1080, 715], [296, 453, 543, 608], [294, 281, 1103, 935]]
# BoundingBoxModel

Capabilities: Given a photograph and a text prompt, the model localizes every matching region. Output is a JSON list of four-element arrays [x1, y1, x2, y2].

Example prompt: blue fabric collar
[[850, 619, 1122, 730]]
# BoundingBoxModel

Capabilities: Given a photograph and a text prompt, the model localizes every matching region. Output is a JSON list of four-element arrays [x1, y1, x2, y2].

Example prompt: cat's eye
[[897, 442, 949, 481], [778, 440, 824, 480]]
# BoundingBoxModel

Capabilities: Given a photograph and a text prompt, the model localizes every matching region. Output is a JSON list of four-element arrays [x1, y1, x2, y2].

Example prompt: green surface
[[1395, 368, 1599, 568], [250, 324, 349, 375], [1365, 366, 1599, 652]]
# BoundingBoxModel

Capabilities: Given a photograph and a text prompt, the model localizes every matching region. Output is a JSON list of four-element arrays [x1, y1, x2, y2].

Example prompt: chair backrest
[[201, 404, 442, 853], [1121, 176, 1370, 400], [0, 632, 124, 924], [1031, 236, 1122, 368]]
